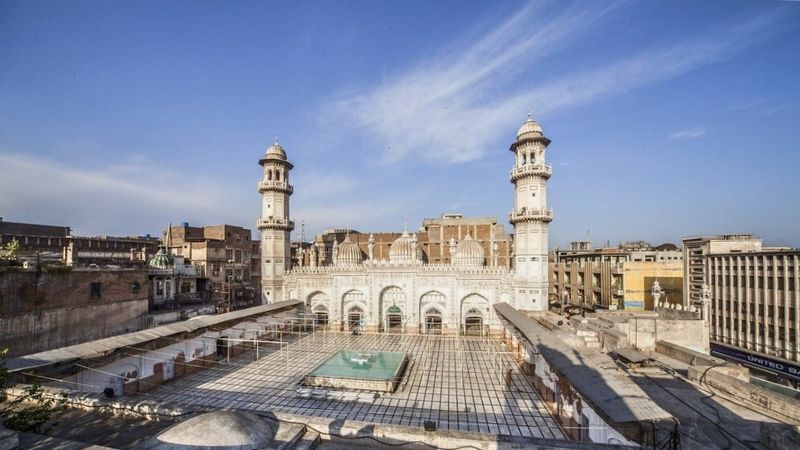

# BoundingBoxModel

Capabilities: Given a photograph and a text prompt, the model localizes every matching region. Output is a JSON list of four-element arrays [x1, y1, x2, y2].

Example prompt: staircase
[[576, 326, 601, 348], [293, 428, 321, 449], [274, 421, 321, 449]]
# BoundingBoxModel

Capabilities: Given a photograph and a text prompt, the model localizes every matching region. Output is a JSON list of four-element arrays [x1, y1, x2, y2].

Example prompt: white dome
[[389, 231, 423, 264], [145, 411, 275, 449], [335, 234, 363, 266], [264, 138, 287, 161], [517, 113, 543, 141], [453, 234, 485, 268]]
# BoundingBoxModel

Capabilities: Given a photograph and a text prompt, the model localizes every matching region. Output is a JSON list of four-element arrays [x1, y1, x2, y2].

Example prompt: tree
[[0, 240, 19, 261], [0, 347, 67, 432]]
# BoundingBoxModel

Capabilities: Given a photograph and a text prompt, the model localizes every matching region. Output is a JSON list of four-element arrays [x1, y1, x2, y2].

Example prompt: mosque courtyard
[[136, 331, 566, 440]]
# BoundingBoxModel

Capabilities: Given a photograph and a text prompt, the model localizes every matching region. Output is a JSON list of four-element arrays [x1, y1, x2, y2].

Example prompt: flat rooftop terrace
[[131, 332, 565, 439]]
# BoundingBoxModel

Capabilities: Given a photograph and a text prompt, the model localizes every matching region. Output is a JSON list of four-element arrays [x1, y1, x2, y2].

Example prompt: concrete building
[[550, 241, 683, 310], [165, 223, 260, 311], [683, 235, 800, 384], [258, 116, 553, 333], [682, 234, 763, 306], [0, 218, 159, 267]]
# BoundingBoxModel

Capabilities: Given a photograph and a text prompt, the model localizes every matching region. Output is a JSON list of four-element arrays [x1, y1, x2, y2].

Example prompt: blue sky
[[1, 0, 799, 248]]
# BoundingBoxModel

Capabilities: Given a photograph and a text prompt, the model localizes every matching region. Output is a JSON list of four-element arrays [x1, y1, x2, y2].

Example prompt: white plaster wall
[[286, 268, 513, 331]]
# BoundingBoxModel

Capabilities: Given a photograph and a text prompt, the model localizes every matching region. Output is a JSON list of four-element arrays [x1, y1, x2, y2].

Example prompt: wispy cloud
[[669, 127, 707, 141], [0, 153, 252, 236], [324, 1, 621, 164], [324, 3, 788, 165]]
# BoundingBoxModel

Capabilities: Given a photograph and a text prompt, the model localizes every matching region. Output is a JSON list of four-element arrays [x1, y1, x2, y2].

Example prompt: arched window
[[267, 170, 272, 181], [424, 308, 443, 334], [521, 153, 526, 165], [275, 170, 280, 181]]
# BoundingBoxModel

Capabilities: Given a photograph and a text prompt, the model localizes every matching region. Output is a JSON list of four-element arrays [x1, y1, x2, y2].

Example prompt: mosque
[[257, 115, 553, 335]]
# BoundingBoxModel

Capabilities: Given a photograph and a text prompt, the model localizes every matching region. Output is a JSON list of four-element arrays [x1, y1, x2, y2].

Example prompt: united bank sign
[[711, 342, 800, 382]]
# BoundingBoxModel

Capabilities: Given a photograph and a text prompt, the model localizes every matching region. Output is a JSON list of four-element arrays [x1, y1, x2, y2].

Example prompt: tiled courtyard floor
[[138, 332, 565, 439]]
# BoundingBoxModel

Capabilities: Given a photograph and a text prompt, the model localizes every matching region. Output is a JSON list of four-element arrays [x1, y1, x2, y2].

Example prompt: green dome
[[148, 247, 173, 269]]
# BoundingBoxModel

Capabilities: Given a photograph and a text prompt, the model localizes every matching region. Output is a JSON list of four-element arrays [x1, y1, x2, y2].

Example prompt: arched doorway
[[423, 308, 443, 334], [347, 305, 364, 332], [463, 308, 484, 336], [307, 291, 330, 325], [342, 290, 367, 331], [385, 305, 403, 333], [313, 305, 329, 327], [379, 286, 405, 333], [461, 294, 489, 336]]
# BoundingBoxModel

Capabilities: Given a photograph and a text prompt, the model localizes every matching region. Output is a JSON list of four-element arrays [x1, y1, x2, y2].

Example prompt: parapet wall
[[1, 299, 147, 357], [593, 312, 709, 353], [0, 270, 149, 356], [688, 365, 800, 424], [655, 341, 729, 368]]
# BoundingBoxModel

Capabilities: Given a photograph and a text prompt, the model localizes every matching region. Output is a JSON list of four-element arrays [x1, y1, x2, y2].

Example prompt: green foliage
[[0, 239, 19, 261], [0, 347, 68, 433]]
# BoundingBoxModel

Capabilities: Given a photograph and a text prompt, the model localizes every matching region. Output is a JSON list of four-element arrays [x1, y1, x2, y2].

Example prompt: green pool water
[[309, 349, 407, 381]]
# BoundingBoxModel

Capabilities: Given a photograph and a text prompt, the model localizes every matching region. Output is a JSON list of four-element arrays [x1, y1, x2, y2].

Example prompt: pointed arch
[[306, 290, 329, 307], [461, 293, 489, 335]]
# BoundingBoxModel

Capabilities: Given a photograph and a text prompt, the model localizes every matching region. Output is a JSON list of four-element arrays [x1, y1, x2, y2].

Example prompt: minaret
[[257, 137, 294, 304], [509, 114, 553, 311]]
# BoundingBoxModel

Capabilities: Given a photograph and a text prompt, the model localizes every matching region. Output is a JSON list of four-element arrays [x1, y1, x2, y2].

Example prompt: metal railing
[[256, 217, 295, 230], [508, 208, 554, 222], [509, 164, 552, 180], [257, 180, 294, 194]]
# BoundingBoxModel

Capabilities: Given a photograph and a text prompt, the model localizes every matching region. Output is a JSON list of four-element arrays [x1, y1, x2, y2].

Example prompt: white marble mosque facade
[[258, 117, 554, 334]]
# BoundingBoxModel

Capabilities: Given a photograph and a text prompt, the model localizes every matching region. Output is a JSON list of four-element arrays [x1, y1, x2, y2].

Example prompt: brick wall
[[0, 269, 149, 356]]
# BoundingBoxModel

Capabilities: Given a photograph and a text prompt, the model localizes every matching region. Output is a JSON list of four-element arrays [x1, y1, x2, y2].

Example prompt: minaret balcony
[[257, 180, 294, 194], [509, 208, 554, 223], [509, 164, 552, 182], [257, 217, 295, 231]]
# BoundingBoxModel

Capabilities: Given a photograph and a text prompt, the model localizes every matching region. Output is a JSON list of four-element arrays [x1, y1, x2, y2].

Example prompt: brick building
[[0, 268, 149, 357], [0, 218, 159, 267], [297, 214, 513, 269], [165, 223, 260, 310]]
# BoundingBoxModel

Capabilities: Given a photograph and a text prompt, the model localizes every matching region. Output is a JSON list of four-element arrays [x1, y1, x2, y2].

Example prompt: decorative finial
[[527, 111, 532, 120], [274, 134, 279, 145], [167, 222, 172, 248]]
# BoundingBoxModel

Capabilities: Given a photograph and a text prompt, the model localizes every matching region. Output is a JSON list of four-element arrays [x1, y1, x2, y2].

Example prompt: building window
[[90, 282, 102, 300]]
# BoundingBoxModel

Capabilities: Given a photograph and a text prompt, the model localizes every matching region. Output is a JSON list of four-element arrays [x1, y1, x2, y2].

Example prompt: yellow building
[[621, 261, 683, 310], [550, 241, 683, 311]]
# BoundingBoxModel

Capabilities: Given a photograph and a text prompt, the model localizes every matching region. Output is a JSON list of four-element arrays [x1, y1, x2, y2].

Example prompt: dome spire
[[517, 113, 543, 140]]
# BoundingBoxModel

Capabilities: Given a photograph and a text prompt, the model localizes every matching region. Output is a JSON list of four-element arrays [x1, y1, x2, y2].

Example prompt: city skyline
[[2, 0, 800, 248]]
